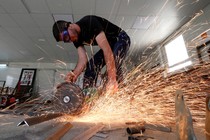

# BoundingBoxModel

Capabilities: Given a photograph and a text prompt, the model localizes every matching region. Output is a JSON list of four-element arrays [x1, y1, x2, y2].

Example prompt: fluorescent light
[[0, 64, 7, 68]]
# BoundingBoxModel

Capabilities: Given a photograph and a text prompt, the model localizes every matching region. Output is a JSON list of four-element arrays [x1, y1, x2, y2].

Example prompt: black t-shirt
[[73, 15, 122, 48]]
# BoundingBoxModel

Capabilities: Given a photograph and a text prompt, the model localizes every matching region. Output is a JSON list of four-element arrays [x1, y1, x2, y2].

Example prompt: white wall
[[0, 67, 21, 87], [0, 62, 81, 95]]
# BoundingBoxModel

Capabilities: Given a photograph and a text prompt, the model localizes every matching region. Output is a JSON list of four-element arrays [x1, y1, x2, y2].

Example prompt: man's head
[[53, 20, 71, 42], [52, 20, 72, 42]]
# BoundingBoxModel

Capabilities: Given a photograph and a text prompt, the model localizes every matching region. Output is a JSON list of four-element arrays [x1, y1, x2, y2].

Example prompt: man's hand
[[64, 71, 77, 82], [105, 80, 118, 95]]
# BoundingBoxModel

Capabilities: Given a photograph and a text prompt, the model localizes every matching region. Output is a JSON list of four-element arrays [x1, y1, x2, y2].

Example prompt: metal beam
[[17, 113, 63, 126]]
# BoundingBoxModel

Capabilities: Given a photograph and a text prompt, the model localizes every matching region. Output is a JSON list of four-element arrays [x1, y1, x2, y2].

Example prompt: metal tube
[[126, 125, 145, 134]]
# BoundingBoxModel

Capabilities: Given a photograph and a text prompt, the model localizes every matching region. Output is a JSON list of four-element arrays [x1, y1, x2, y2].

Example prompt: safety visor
[[62, 30, 71, 43]]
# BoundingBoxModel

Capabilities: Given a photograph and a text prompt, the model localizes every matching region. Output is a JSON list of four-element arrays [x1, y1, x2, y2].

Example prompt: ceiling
[[0, 0, 210, 64]]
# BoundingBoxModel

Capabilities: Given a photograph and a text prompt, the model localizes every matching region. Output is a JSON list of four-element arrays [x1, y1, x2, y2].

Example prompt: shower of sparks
[[66, 58, 209, 129], [58, 17, 209, 130]]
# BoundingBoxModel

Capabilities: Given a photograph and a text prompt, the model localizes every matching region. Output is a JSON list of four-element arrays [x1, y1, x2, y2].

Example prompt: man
[[52, 15, 130, 93]]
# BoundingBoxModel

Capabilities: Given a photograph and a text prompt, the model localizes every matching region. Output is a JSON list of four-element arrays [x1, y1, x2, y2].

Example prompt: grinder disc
[[54, 82, 84, 114]]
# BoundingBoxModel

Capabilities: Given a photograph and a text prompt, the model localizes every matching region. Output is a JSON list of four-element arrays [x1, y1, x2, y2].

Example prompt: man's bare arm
[[95, 31, 118, 92], [73, 46, 88, 77], [65, 46, 87, 82]]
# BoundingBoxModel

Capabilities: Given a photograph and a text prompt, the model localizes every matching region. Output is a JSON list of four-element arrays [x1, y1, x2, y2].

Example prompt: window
[[165, 35, 192, 72]]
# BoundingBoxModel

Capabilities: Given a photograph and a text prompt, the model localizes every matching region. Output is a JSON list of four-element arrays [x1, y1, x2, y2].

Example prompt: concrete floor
[[0, 113, 206, 140]]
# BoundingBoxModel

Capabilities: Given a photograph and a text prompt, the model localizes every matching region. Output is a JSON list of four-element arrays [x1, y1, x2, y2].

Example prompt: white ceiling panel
[[115, 16, 136, 29], [150, 16, 179, 32], [71, 0, 95, 15], [0, 14, 19, 27], [21, 27, 44, 37], [132, 16, 157, 29], [138, 0, 170, 16], [31, 14, 54, 28], [127, 29, 146, 48], [23, 0, 50, 13], [0, 28, 33, 58], [118, 0, 146, 16], [46, 38, 58, 46], [52, 14, 73, 22], [127, 29, 146, 38], [74, 14, 117, 24], [91, 14, 117, 23], [4, 27, 33, 45], [95, 0, 120, 15], [46, 0, 73, 14], [0, 0, 210, 63], [0, 47, 23, 61], [3, 27, 54, 61], [10, 14, 37, 28], [32, 43, 55, 58], [40, 27, 54, 39], [0, 5, 6, 13], [73, 14, 88, 22], [0, 0, 28, 14], [1, 28, 38, 56], [51, 42, 78, 62]]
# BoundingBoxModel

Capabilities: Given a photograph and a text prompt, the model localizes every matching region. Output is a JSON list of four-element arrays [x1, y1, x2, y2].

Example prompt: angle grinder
[[53, 82, 85, 115]]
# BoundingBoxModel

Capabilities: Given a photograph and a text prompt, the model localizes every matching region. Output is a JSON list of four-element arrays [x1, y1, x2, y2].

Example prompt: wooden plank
[[46, 122, 73, 140], [72, 124, 104, 140]]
